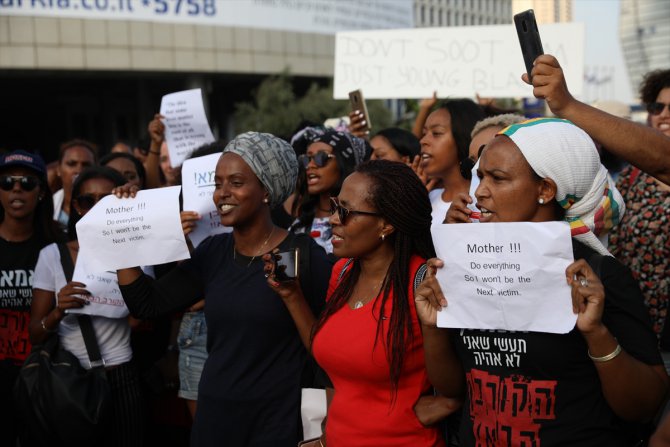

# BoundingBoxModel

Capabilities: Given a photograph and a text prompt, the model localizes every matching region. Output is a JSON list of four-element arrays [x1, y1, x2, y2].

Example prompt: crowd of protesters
[[1, 54, 670, 447]]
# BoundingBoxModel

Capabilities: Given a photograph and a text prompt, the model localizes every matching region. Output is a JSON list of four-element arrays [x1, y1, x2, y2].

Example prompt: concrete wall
[[0, 16, 335, 76]]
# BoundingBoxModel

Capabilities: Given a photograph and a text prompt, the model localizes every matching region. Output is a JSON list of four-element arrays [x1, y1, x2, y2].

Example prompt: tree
[[234, 72, 392, 139]]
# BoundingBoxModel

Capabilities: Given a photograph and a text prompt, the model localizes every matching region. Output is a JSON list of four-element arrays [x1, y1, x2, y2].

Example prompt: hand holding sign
[[160, 89, 215, 168], [181, 152, 232, 248], [414, 258, 448, 328], [432, 221, 576, 334], [76, 186, 190, 272]]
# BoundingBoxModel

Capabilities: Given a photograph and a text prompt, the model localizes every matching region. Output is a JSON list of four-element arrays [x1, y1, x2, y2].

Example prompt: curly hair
[[639, 69, 670, 105], [312, 160, 435, 403]]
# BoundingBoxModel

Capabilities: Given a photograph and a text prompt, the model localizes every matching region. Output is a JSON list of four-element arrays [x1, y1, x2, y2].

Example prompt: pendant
[[353, 301, 364, 309]]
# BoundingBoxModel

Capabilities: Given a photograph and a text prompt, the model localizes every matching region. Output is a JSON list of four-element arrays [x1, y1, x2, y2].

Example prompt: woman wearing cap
[[416, 118, 668, 446], [0, 150, 62, 447], [115, 132, 333, 447], [290, 129, 370, 254], [30, 166, 144, 446]]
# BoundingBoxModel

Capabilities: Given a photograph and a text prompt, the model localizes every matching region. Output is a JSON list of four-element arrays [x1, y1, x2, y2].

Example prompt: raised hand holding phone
[[514, 9, 544, 82]]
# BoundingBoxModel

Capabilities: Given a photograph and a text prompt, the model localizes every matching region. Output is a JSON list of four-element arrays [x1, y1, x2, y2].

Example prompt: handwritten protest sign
[[69, 255, 155, 319], [432, 221, 576, 333], [76, 186, 190, 272], [160, 89, 215, 168], [69, 250, 129, 319], [182, 152, 232, 248], [334, 23, 584, 99]]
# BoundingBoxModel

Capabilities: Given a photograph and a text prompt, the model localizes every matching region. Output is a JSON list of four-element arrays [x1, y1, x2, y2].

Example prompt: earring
[[538, 198, 545, 205], [380, 234, 385, 241], [263, 198, 269, 204]]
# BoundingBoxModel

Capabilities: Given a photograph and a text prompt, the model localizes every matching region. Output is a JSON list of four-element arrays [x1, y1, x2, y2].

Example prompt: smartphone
[[513, 9, 544, 82], [348, 89, 372, 133], [272, 248, 299, 282]]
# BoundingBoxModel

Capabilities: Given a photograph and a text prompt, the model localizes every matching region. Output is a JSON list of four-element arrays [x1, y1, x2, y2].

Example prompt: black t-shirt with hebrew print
[[453, 240, 661, 447]]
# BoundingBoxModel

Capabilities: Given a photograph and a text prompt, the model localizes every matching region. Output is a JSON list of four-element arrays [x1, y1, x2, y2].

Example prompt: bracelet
[[149, 150, 160, 155], [588, 344, 622, 363], [40, 316, 57, 333]]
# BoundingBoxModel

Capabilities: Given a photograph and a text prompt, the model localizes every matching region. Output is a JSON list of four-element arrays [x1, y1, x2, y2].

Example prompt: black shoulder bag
[[14, 243, 111, 445]]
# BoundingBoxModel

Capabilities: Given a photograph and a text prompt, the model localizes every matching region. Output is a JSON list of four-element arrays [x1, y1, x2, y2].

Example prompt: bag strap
[[56, 242, 105, 369]]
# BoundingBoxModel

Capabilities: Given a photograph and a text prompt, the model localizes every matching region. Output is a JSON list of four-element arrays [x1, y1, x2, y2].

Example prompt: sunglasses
[[0, 175, 40, 192], [647, 102, 670, 116], [298, 151, 336, 168], [76, 193, 110, 211], [329, 197, 381, 225]]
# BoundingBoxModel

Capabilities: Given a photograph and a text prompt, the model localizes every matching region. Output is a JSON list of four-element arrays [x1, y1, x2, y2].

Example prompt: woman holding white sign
[[30, 166, 144, 447], [116, 132, 333, 447], [415, 118, 668, 446]]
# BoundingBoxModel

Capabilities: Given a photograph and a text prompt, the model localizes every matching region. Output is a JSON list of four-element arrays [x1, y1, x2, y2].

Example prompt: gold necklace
[[234, 227, 275, 268], [353, 277, 385, 309]]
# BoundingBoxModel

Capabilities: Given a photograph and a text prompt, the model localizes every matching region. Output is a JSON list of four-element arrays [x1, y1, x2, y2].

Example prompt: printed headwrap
[[311, 129, 370, 169], [290, 125, 328, 156], [498, 118, 625, 256], [223, 132, 298, 208]]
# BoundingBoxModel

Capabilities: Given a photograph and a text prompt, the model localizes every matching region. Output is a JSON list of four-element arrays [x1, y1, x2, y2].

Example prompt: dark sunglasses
[[298, 151, 336, 168], [329, 197, 381, 225], [0, 175, 40, 192], [76, 193, 110, 211], [647, 102, 670, 116]]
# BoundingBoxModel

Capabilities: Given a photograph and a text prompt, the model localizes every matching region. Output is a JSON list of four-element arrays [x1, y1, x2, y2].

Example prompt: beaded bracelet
[[588, 344, 622, 363]]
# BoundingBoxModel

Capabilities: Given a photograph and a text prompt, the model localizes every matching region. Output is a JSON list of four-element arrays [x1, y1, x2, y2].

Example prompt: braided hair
[[312, 160, 435, 402]]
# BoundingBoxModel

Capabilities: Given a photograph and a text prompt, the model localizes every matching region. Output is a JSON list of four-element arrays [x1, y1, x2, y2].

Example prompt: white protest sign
[[69, 252, 129, 319], [76, 186, 190, 272], [432, 221, 576, 334], [160, 89, 215, 168], [334, 23, 584, 99], [181, 152, 232, 248]]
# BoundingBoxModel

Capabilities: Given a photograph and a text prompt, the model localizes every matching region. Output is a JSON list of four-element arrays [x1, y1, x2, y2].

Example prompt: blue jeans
[[177, 311, 208, 401]]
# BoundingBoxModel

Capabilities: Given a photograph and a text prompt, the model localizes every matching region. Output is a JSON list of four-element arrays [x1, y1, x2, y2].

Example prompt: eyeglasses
[[329, 197, 381, 225], [0, 175, 40, 192], [647, 102, 670, 116], [298, 151, 336, 168], [75, 193, 110, 211]]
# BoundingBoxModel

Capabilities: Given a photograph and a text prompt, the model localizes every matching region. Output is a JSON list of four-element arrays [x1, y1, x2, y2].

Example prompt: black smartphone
[[272, 248, 299, 282], [348, 89, 372, 133], [514, 9, 544, 82]]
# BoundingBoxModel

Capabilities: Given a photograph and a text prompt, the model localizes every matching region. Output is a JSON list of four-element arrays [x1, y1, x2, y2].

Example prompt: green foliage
[[234, 73, 393, 139]]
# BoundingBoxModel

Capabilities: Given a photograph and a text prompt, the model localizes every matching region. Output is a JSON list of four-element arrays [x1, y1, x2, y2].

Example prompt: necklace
[[353, 277, 385, 309], [234, 227, 275, 268]]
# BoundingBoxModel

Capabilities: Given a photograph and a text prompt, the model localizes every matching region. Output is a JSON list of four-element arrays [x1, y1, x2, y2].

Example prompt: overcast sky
[[573, 0, 635, 104]]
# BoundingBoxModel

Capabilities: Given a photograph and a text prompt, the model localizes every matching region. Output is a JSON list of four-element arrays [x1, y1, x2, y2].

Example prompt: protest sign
[[70, 251, 129, 319], [160, 89, 215, 168], [76, 186, 190, 272], [69, 258, 155, 319], [334, 23, 584, 99], [432, 221, 576, 334], [181, 152, 232, 248]]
